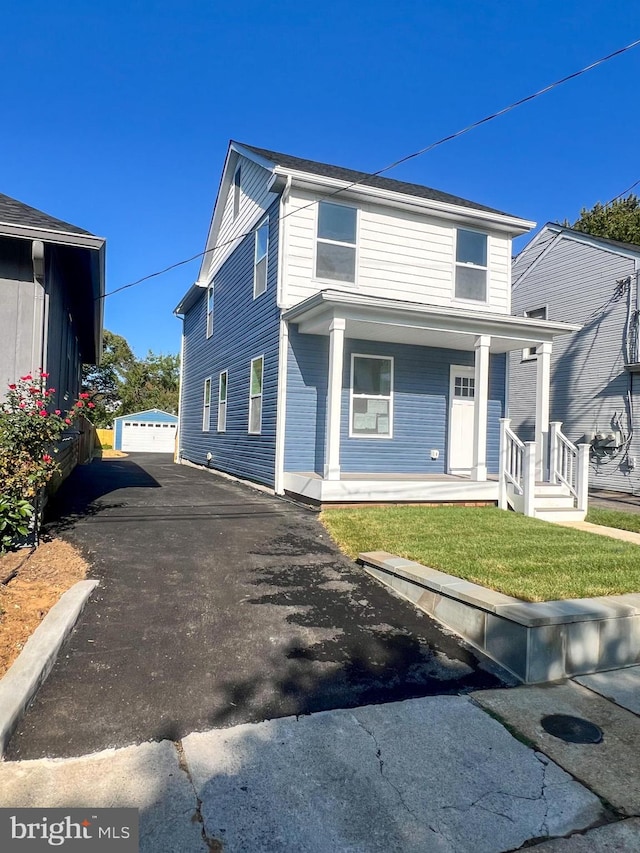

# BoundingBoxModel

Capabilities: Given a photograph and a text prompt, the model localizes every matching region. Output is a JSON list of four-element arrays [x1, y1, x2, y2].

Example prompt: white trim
[[277, 176, 292, 308], [453, 227, 489, 305], [349, 353, 394, 439], [472, 335, 491, 482], [248, 354, 264, 435], [313, 199, 359, 286], [217, 370, 228, 432], [448, 365, 475, 474], [203, 377, 212, 432], [273, 167, 534, 234], [253, 217, 269, 299], [233, 164, 242, 220], [206, 285, 214, 338], [274, 319, 289, 494], [325, 319, 346, 478]]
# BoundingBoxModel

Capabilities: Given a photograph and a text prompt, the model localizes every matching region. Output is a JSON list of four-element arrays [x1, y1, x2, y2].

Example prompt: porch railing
[[499, 418, 524, 509], [549, 421, 589, 513]]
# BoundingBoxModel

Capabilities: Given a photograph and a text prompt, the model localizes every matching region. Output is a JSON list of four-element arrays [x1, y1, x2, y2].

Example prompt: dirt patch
[[0, 540, 88, 678]]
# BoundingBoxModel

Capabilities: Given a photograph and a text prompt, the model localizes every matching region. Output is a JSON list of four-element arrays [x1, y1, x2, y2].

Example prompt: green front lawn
[[320, 506, 640, 602], [587, 507, 640, 534]]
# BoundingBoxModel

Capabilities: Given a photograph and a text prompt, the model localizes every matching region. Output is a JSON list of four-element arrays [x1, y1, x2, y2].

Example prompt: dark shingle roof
[[0, 192, 93, 236], [238, 142, 518, 218]]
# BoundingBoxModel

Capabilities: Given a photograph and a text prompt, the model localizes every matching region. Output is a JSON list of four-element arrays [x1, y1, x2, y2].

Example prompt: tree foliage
[[567, 194, 640, 246], [82, 331, 179, 426]]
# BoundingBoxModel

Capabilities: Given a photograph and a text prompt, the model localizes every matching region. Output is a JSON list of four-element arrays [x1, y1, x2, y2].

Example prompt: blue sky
[[3, 1, 640, 358]]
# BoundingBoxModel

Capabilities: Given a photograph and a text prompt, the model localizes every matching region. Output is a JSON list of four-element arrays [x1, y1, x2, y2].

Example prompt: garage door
[[121, 421, 177, 453]]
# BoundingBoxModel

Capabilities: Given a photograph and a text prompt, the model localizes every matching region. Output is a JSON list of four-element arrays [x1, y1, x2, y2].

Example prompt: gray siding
[[0, 237, 43, 392], [510, 234, 640, 493], [285, 327, 505, 475], [45, 246, 82, 411], [179, 199, 280, 487]]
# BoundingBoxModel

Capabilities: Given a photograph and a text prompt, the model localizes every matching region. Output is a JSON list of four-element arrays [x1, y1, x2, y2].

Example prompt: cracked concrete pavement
[[0, 694, 607, 853]]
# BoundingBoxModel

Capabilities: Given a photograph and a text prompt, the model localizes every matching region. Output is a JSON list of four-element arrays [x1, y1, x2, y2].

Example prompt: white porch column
[[324, 317, 346, 481], [472, 335, 491, 482], [535, 341, 552, 480]]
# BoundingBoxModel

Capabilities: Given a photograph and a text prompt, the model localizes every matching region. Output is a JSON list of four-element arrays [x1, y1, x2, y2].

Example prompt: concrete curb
[[0, 579, 98, 756]]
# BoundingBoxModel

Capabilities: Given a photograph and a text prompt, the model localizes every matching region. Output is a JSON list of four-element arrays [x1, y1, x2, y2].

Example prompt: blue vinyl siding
[[114, 409, 178, 450], [179, 200, 280, 486], [285, 328, 505, 474]]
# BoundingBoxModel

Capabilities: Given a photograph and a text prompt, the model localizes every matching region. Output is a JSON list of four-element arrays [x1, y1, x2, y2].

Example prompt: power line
[[102, 35, 640, 301], [604, 178, 640, 208]]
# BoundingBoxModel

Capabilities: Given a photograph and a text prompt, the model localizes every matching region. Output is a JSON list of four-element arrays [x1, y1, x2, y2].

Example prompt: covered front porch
[[281, 290, 579, 508]]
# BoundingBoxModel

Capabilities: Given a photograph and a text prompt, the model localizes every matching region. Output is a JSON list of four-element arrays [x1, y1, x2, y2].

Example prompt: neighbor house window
[[350, 355, 393, 438], [203, 377, 211, 431], [218, 370, 228, 432], [523, 306, 547, 359], [248, 356, 263, 434], [254, 220, 269, 298], [455, 229, 487, 301], [233, 166, 242, 219], [316, 201, 357, 283], [206, 286, 214, 338]]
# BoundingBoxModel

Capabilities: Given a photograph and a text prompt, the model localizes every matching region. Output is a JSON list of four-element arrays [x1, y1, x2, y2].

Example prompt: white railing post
[[549, 421, 562, 485], [523, 441, 537, 517], [498, 418, 510, 510], [576, 443, 590, 513]]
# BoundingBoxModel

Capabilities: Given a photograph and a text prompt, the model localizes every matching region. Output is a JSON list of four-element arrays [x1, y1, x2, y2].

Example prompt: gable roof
[[113, 408, 178, 422], [0, 192, 93, 236], [544, 223, 640, 257], [238, 142, 516, 218]]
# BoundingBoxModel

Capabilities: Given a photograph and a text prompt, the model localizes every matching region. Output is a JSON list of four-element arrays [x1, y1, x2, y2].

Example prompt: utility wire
[[102, 36, 640, 301], [604, 178, 640, 207]]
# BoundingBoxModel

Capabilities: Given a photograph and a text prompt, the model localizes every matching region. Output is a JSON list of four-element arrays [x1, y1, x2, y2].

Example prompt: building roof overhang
[[283, 290, 580, 353]]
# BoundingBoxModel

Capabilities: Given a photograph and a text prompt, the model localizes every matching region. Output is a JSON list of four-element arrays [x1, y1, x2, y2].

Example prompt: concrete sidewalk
[[2, 685, 637, 853]]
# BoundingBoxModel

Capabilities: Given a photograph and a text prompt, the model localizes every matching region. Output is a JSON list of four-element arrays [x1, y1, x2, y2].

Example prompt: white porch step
[[533, 494, 577, 509], [534, 506, 587, 523]]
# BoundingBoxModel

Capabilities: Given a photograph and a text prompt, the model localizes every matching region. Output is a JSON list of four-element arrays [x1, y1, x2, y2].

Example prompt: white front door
[[448, 366, 475, 474]]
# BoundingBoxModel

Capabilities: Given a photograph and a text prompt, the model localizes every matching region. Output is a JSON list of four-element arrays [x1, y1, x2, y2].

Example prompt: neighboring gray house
[[0, 193, 105, 409], [509, 223, 640, 494]]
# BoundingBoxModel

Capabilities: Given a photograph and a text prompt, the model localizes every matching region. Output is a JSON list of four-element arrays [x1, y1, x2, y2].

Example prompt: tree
[[566, 194, 640, 246], [82, 332, 180, 425], [82, 330, 135, 427], [118, 352, 180, 416]]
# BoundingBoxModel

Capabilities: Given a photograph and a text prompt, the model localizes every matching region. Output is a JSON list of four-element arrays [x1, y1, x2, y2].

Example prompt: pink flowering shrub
[[0, 370, 85, 551]]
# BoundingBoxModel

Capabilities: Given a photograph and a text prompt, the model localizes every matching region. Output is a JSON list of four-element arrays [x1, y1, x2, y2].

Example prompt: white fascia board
[[546, 224, 640, 261], [275, 168, 535, 236], [0, 222, 105, 250], [283, 290, 580, 340], [231, 142, 278, 171], [196, 145, 237, 284], [174, 282, 205, 315]]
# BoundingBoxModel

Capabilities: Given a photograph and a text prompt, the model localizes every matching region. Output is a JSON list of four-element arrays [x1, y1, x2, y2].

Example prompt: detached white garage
[[113, 409, 178, 454]]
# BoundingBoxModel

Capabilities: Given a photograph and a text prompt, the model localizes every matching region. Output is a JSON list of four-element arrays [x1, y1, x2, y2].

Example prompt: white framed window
[[316, 201, 357, 283], [453, 374, 475, 399], [350, 354, 393, 438], [218, 370, 228, 432], [455, 229, 488, 302], [233, 165, 242, 220], [206, 286, 214, 338], [248, 356, 263, 435], [523, 306, 547, 360], [203, 377, 211, 431], [254, 220, 269, 298]]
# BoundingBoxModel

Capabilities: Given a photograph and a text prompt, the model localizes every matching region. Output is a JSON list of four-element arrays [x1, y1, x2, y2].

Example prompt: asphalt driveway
[[6, 455, 513, 760]]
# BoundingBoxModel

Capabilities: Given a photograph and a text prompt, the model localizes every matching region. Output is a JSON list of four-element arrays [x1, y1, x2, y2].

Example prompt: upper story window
[[218, 370, 228, 432], [233, 166, 242, 220], [203, 377, 211, 432], [316, 201, 357, 283], [523, 306, 547, 359], [248, 355, 263, 435], [455, 229, 487, 302], [350, 354, 393, 438], [254, 220, 269, 298], [206, 286, 214, 338]]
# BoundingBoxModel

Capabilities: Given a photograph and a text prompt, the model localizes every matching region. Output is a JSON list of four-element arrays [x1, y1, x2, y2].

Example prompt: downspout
[[31, 240, 47, 375], [175, 314, 185, 463], [274, 175, 292, 494]]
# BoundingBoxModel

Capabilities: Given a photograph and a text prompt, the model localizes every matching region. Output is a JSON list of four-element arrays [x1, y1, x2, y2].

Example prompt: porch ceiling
[[283, 290, 580, 353]]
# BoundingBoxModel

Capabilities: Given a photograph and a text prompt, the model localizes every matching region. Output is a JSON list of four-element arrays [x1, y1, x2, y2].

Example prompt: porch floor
[[283, 471, 499, 505]]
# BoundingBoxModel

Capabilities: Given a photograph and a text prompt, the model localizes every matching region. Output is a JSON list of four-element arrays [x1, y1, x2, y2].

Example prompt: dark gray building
[[509, 223, 640, 494], [0, 193, 105, 409]]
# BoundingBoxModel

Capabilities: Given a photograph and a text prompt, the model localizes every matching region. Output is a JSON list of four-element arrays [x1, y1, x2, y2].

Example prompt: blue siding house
[[175, 142, 578, 511]]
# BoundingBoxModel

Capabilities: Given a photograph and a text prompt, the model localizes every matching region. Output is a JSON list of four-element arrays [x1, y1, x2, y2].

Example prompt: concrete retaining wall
[[359, 551, 640, 683]]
